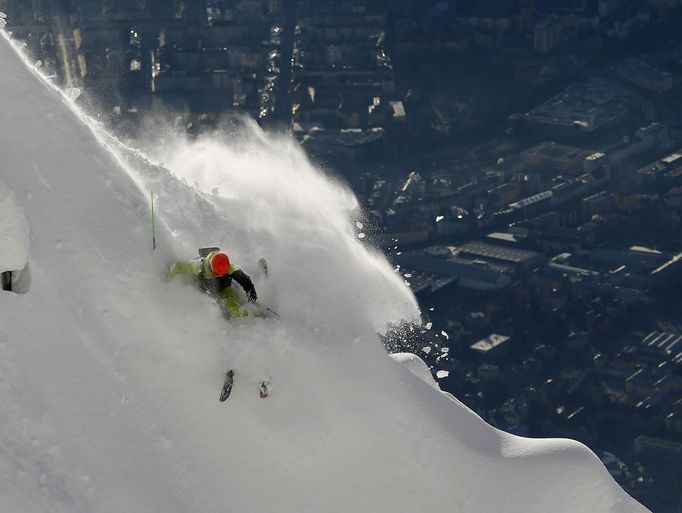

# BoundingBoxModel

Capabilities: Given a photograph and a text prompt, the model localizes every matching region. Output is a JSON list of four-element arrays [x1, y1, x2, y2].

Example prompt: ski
[[255, 300, 280, 318], [258, 257, 268, 277], [259, 380, 271, 399], [219, 369, 235, 402]]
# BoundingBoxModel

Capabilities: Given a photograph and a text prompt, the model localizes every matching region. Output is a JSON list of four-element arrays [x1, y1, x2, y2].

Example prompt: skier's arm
[[165, 260, 200, 281], [230, 269, 257, 302]]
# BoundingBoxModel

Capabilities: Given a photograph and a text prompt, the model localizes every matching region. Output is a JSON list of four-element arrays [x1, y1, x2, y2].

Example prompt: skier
[[166, 247, 272, 400], [166, 247, 258, 318]]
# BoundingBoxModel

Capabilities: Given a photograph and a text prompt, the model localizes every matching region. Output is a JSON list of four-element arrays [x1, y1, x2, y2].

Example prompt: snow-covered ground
[[0, 29, 649, 513]]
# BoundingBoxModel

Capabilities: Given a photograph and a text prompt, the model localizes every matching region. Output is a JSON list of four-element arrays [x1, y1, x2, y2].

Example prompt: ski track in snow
[[0, 30, 649, 513]]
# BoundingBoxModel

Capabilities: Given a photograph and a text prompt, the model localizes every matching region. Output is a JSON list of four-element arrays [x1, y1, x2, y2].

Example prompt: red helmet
[[209, 251, 230, 277]]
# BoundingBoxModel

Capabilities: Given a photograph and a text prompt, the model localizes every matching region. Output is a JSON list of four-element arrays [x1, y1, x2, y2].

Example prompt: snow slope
[[0, 30, 649, 513]]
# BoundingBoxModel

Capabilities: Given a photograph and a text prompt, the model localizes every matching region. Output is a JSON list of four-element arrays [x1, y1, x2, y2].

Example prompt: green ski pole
[[151, 189, 157, 250], [256, 300, 280, 318]]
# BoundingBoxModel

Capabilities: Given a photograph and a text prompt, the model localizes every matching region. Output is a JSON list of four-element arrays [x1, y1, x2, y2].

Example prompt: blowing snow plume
[[0, 29, 649, 513], [133, 122, 420, 334]]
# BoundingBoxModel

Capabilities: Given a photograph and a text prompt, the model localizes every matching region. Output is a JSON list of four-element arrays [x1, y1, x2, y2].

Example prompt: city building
[[470, 334, 513, 358], [456, 241, 544, 271], [624, 331, 682, 367], [292, 0, 394, 133], [534, 15, 564, 53], [521, 141, 594, 174], [634, 436, 682, 463], [600, 122, 669, 167], [638, 150, 682, 180], [393, 252, 513, 291], [617, 58, 673, 93], [510, 80, 642, 141]]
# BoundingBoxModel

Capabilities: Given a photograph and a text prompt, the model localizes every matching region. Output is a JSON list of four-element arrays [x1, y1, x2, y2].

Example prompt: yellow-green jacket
[[167, 257, 257, 317]]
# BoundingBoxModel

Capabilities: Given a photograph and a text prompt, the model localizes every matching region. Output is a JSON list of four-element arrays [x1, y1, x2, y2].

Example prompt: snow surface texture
[[0, 30, 649, 513], [0, 176, 29, 272]]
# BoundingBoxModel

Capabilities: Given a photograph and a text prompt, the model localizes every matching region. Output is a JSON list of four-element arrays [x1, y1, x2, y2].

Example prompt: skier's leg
[[222, 286, 248, 318]]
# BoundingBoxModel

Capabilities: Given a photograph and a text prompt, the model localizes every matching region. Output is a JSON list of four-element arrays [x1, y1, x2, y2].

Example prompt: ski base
[[219, 370, 234, 402]]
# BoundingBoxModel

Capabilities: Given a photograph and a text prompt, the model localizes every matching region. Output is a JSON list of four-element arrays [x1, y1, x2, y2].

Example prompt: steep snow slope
[[0, 31, 649, 513]]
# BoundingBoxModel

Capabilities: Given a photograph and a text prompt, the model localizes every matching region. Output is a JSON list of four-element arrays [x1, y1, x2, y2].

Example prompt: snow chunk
[[436, 215, 444, 222], [357, 232, 366, 239], [0, 178, 29, 272], [425, 322, 432, 330], [66, 87, 82, 102], [441, 331, 449, 340], [355, 221, 363, 229], [436, 370, 450, 379], [391, 352, 440, 390], [422, 346, 432, 354]]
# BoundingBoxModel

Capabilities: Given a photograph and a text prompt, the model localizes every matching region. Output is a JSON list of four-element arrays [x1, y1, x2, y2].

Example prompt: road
[[44, 0, 79, 88]]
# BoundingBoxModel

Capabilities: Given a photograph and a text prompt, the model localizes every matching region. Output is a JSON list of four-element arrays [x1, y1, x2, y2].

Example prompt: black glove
[[247, 289, 258, 303]]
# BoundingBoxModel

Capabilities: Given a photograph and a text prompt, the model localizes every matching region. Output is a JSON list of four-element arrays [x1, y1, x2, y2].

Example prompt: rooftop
[[638, 150, 682, 176], [635, 435, 682, 453], [471, 334, 512, 353], [509, 190, 553, 210], [511, 80, 632, 134], [458, 241, 541, 265], [618, 59, 673, 87], [486, 232, 527, 245], [394, 253, 513, 284], [642, 331, 682, 350], [300, 127, 385, 147], [521, 141, 593, 164]]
